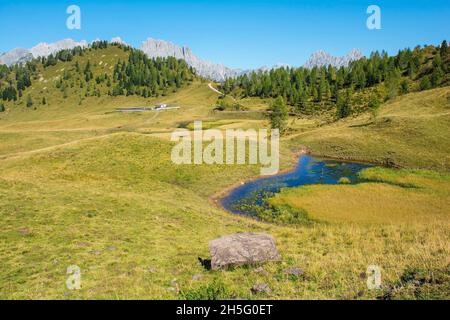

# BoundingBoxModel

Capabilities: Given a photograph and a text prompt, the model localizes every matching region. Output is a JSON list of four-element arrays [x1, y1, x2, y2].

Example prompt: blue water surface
[[221, 155, 373, 215]]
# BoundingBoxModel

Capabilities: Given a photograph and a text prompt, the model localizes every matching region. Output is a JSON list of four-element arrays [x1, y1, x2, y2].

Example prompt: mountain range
[[303, 49, 364, 69], [0, 37, 364, 81]]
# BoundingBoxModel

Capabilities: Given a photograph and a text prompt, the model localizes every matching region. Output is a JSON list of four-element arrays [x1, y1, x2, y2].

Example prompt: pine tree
[[440, 40, 448, 58], [0, 102, 5, 112], [400, 79, 409, 94], [270, 96, 289, 133], [368, 93, 381, 119], [2, 86, 17, 101], [420, 75, 432, 90], [368, 93, 381, 110], [431, 55, 445, 87], [26, 94, 33, 108], [84, 61, 93, 82], [384, 68, 401, 100], [336, 89, 351, 119]]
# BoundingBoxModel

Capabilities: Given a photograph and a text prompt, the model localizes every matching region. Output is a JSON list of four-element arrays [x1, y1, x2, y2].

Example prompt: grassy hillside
[[220, 42, 450, 120], [0, 45, 449, 300], [288, 86, 450, 171], [1, 133, 448, 300]]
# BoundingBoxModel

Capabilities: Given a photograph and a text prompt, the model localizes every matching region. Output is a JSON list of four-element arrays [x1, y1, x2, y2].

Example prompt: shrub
[[258, 204, 312, 225], [26, 94, 33, 108], [338, 177, 351, 184], [179, 279, 235, 300]]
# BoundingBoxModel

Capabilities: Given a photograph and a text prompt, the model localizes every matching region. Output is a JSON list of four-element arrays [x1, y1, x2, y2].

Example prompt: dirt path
[[0, 133, 117, 161], [208, 83, 224, 95], [208, 83, 237, 102]]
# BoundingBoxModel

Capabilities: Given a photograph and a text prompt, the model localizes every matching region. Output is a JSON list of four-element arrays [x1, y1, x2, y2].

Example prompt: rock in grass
[[192, 274, 203, 281], [284, 267, 304, 277], [209, 233, 280, 270], [254, 266, 268, 276], [18, 228, 31, 236], [251, 283, 271, 295]]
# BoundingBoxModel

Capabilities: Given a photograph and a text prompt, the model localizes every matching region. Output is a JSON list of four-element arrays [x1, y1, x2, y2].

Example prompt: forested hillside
[[220, 41, 450, 118], [0, 41, 196, 112]]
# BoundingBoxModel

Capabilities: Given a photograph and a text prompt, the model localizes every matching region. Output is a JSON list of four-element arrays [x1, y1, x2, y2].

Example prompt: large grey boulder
[[209, 233, 281, 270]]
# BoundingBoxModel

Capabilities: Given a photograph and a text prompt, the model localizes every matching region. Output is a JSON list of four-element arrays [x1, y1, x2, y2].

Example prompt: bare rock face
[[303, 48, 364, 69], [140, 38, 243, 81], [0, 48, 33, 66], [0, 39, 88, 67], [209, 233, 281, 270]]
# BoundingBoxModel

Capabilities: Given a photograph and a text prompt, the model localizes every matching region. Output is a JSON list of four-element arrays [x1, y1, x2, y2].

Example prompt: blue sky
[[0, 0, 449, 69]]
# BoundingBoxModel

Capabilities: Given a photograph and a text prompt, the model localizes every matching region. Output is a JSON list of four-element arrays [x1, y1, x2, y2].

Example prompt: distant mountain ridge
[[140, 38, 242, 81], [0, 39, 88, 66], [0, 37, 365, 81], [303, 49, 364, 69]]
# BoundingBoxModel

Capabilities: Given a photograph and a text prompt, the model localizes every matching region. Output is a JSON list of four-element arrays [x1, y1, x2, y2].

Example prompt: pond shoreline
[[211, 147, 378, 216], [209, 148, 307, 210]]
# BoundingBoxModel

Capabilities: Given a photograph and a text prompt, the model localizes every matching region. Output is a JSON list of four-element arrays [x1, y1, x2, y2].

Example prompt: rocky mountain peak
[[0, 37, 365, 81], [140, 38, 242, 81], [303, 49, 364, 69]]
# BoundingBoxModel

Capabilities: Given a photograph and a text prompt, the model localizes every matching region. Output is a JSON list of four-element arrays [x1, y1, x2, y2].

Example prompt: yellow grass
[[269, 168, 450, 225], [0, 47, 449, 299]]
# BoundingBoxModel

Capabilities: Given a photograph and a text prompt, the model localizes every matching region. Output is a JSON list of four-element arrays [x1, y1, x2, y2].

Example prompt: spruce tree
[[440, 40, 448, 58], [26, 94, 33, 108], [336, 89, 351, 119], [384, 68, 401, 100], [269, 96, 289, 133]]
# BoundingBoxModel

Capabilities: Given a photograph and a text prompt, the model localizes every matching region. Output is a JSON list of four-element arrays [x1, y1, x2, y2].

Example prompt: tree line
[[220, 41, 449, 123], [0, 41, 196, 111], [111, 50, 195, 97]]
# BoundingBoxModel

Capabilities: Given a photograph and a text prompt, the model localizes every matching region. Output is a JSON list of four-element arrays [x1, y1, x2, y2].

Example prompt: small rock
[[147, 267, 157, 273], [106, 246, 117, 251], [18, 228, 31, 236], [251, 283, 271, 295], [254, 267, 268, 276], [192, 274, 203, 281], [89, 250, 102, 256], [169, 278, 179, 293], [284, 267, 304, 277], [76, 242, 91, 248]]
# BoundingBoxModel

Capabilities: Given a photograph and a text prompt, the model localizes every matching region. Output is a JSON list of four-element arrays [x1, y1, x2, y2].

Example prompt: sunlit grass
[[269, 167, 450, 225], [0, 52, 449, 299], [288, 87, 450, 171]]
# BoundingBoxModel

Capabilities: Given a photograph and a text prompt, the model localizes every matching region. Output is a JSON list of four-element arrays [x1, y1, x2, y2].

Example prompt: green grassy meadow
[[0, 61, 449, 299]]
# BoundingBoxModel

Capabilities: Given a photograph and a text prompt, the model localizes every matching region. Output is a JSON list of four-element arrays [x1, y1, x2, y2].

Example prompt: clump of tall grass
[[179, 279, 236, 300]]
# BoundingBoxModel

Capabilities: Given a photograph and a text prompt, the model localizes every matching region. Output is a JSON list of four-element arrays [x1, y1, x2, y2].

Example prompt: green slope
[[0, 45, 449, 300], [289, 86, 450, 171]]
